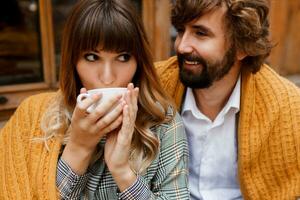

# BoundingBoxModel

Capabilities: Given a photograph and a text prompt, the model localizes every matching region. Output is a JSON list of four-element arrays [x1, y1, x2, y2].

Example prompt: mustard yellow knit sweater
[[155, 57, 300, 200], [1, 57, 300, 199], [0, 93, 60, 199]]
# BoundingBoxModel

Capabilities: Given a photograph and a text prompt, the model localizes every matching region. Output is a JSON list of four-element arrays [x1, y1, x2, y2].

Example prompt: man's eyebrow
[[191, 24, 214, 35]]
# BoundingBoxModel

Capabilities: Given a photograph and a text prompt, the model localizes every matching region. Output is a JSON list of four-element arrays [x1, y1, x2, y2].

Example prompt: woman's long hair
[[40, 0, 174, 173]]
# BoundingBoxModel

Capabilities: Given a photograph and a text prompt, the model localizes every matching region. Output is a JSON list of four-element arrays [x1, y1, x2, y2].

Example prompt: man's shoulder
[[155, 56, 179, 75], [257, 64, 300, 96], [154, 57, 185, 107], [154, 56, 181, 89], [249, 64, 300, 112]]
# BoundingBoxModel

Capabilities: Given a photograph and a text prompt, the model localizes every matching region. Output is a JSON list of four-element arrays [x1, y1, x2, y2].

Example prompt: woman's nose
[[99, 62, 115, 86]]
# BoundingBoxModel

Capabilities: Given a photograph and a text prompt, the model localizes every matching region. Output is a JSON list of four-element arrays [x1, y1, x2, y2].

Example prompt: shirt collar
[[224, 74, 241, 113], [182, 87, 206, 119], [182, 74, 241, 119]]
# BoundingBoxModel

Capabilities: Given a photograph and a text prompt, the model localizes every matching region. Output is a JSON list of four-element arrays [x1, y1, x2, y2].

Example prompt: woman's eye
[[84, 53, 98, 62], [118, 53, 131, 62]]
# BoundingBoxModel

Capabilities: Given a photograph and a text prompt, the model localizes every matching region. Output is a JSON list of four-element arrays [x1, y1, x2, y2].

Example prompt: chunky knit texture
[[155, 56, 300, 200], [0, 91, 189, 200], [0, 93, 60, 199]]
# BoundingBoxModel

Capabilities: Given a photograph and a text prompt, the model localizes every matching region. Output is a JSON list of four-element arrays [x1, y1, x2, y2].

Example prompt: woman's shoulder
[[20, 91, 58, 110], [150, 110, 188, 168], [153, 109, 187, 144]]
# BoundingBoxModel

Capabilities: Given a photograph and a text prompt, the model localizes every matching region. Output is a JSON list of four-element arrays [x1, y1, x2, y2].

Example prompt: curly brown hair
[[172, 0, 273, 73]]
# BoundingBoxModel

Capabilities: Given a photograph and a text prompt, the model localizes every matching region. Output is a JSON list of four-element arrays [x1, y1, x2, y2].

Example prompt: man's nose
[[176, 32, 194, 54]]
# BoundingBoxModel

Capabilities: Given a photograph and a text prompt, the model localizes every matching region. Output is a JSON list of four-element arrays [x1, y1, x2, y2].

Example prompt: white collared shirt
[[182, 76, 243, 200]]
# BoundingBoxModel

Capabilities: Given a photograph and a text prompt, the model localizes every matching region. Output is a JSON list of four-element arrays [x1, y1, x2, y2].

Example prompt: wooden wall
[[143, 0, 171, 61], [268, 0, 300, 75]]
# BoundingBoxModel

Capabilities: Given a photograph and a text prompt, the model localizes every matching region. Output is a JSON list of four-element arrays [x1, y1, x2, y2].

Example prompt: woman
[[0, 0, 189, 199]]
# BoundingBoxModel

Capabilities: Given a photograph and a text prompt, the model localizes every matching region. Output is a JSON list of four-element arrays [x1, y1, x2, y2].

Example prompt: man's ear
[[236, 50, 247, 61]]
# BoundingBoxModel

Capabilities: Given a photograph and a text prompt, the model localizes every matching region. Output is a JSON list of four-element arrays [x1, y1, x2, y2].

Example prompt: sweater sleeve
[[0, 97, 34, 199], [0, 93, 59, 199]]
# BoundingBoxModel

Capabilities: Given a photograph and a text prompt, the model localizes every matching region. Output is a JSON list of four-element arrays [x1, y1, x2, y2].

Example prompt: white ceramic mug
[[77, 87, 127, 113]]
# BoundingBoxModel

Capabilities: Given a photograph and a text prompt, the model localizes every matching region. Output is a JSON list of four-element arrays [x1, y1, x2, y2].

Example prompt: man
[[156, 0, 300, 199]]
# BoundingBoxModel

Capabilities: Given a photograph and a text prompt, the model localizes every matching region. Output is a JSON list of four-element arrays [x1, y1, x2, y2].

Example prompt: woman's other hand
[[104, 83, 139, 191], [61, 87, 124, 175]]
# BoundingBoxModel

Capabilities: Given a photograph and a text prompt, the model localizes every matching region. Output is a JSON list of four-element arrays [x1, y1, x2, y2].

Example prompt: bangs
[[74, 0, 139, 55]]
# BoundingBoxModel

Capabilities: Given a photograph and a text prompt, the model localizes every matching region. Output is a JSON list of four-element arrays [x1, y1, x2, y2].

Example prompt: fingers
[[101, 115, 123, 135], [118, 83, 139, 144], [118, 105, 134, 144], [125, 83, 138, 107], [88, 94, 123, 123], [73, 85, 138, 141], [74, 92, 102, 119], [94, 100, 125, 130], [80, 88, 87, 94], [124, 83, 139, 122]]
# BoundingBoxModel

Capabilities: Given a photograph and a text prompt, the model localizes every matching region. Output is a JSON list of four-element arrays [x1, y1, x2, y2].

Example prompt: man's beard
[[178, 46, 236, 89]]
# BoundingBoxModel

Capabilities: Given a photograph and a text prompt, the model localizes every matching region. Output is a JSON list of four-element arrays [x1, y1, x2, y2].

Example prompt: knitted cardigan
[[0, 93, 61, 199], [155, 56, 300, 200]]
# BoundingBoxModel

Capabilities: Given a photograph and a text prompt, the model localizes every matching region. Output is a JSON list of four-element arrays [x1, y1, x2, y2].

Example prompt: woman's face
[[76, 49, 137, 90]]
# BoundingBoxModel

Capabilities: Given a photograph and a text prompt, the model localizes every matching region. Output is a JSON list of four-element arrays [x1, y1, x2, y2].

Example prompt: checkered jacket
[[56, 112, 189, 199]]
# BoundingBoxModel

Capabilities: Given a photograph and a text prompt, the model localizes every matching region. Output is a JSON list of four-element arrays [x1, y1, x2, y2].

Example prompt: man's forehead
[[188, 5, 227, 24], [186, 4, 227, 27]]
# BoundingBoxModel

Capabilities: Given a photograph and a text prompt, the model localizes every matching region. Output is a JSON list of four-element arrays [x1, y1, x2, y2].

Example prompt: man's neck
[[192, 63, 241, 121]]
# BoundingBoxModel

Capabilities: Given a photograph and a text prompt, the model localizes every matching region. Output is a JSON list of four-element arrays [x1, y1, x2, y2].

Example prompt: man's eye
[[196, 30, 207, 37], [84, 53, 98, 62], [118, 53, 131, 62]]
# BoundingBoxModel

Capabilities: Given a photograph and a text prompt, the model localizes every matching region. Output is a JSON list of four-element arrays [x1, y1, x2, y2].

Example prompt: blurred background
[[0, 0, 299, 127]]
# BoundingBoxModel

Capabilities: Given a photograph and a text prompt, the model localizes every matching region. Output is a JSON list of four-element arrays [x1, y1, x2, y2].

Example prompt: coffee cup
[[77, 87, 127, 113]]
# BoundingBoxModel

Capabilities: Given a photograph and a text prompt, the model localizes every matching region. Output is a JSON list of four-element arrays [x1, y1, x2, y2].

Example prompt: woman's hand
[[104, 83, 139, 191], [61, 88, 124, 175]]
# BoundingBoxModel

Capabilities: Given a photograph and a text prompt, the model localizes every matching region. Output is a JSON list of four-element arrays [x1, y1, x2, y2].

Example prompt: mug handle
[[77, 93, 90, 104]]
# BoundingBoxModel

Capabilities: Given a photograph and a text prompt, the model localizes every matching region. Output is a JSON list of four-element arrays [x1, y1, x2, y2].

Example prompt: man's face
[[174, 5, 237, 89]]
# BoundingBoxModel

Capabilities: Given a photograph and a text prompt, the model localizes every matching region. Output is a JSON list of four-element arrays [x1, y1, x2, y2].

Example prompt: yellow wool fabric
[[155, 56, 300, 200], [0, 92, 60, 200]]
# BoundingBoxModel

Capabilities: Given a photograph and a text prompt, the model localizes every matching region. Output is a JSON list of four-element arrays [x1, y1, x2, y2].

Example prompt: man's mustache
[[178, 53, 206, 64]]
